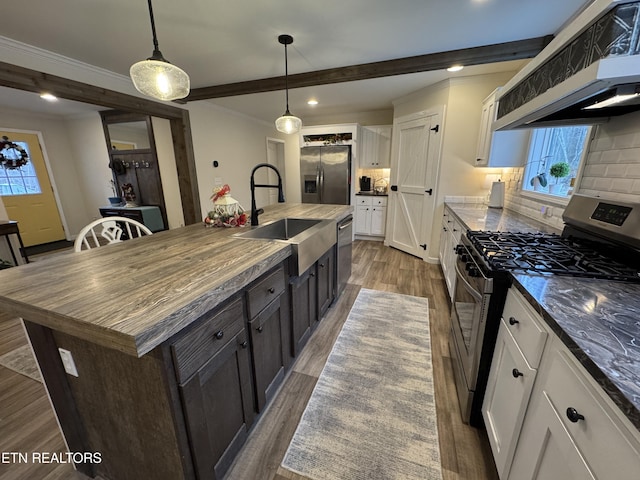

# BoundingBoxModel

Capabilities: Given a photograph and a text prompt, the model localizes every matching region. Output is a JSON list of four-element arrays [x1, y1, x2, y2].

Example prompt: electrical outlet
[[58, 348, 79, 377], [546, 207, 554, 217], [214, 177, 223, 187]]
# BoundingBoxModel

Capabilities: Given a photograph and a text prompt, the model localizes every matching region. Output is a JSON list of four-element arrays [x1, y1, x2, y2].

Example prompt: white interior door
[[386, 110, 442, 259]]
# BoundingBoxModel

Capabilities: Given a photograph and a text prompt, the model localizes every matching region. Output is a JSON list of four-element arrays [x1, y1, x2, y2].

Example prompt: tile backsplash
[[502, 111, 640, 229]]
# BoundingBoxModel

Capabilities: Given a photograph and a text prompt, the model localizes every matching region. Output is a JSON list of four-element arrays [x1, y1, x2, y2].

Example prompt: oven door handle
[[454, 262, 483, 302]]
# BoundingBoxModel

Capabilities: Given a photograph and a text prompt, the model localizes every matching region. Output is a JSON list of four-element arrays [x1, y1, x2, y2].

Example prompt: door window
[[0, 141, 42, 196]]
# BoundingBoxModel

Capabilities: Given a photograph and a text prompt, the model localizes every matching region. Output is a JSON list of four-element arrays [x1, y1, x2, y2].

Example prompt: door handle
[[425, 188, 433, 195], [420, 244, 427, 250], [390, 185, 398, 191]]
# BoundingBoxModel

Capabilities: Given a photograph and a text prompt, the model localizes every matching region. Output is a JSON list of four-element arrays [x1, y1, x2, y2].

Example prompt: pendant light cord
[[147, 0, 161, 56], [284, 42, 290, 113]]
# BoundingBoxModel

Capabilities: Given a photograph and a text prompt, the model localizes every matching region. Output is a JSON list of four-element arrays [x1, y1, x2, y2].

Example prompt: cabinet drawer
[[502, 289, 547, 368], [246, 266, 285, 319], [371, 196, 387, 207], [356, 196, 372, 206], [171, 297, 245, 383]]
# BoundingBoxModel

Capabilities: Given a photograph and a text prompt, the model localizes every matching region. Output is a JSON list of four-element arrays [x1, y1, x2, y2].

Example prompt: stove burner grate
[[466, 231, 640, 282]]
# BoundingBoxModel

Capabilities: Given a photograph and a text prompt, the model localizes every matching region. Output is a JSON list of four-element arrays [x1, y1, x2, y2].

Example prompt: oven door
[[449, 258, 490, 419]]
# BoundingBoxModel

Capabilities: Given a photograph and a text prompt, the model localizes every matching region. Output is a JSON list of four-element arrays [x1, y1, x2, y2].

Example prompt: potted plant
[[549, 162, 570, 194], [108, 179, 123, 206]]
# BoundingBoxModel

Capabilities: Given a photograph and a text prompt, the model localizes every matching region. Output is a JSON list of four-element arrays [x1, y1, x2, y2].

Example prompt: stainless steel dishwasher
[[336, 215, 353, 298]]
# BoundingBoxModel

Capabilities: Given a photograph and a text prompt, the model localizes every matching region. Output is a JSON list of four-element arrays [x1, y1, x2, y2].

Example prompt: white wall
[[187, 101, 289, 218], [64, 113, 113, 229], [152, 117, 184, 228], [392, 71, 517, 261]]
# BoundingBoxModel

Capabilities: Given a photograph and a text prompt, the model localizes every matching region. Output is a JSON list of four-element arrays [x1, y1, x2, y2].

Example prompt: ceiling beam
[[0, 60, 185, 119], [186, 35, 553, 102]]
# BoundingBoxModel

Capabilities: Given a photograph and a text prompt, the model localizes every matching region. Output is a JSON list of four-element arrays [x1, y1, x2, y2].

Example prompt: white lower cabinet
[[483, 288, 547, 479], [485, 289, 640, 480], [438, 206, 462, 300], [355, 196, 387, 237], [508, 338, 640, 480]]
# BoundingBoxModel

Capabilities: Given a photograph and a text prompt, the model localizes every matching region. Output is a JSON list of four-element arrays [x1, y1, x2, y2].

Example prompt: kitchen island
[[0, 203, 352, 480]]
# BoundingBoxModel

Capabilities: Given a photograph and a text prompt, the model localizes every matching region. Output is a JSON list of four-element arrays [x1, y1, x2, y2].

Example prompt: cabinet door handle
[[566, 407, 585, 423], [508, 317, 519, 326], [257, 326, 264, 333], [268, 287, 275, 294], [319, 263, 325, 268], [240, 340, 248, 349], [310, 272, 315, 277], [512, 368, 523, 378], [214, 330, 224, 340]]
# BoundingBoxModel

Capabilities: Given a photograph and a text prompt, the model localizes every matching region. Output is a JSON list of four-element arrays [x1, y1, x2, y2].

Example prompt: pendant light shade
[[130, 0, 190, 101], [275, 34, 302, 134]]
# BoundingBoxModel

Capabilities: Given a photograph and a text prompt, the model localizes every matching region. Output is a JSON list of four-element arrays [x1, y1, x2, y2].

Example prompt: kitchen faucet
[[250, 163, 285, 226]]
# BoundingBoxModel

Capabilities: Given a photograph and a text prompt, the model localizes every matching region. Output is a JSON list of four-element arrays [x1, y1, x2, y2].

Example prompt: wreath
[[0, 136, 29, 169]]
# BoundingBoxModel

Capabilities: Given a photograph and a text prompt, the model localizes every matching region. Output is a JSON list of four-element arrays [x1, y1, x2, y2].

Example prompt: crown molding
[[0, 35, 134, 94]]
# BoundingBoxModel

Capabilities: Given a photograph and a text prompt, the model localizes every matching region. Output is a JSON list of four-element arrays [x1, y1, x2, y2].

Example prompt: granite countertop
[[0, 203, 352, 358], [356, 191, 388, 196], [446, 202, 561, 234], [446, 202, 640, 430]]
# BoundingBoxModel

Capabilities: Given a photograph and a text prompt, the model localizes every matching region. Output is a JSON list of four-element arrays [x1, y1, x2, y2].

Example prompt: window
[[522, 126, 591, 199], [0, 142, 42, 196]]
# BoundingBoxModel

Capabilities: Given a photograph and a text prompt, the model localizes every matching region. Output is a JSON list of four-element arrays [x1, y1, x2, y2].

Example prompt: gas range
[[449, 194, 640, 427], [464, 230, 640, 282]]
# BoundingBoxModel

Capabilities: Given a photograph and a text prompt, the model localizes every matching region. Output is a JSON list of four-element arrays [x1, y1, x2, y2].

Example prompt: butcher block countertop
[[0, 203, 352, 357]]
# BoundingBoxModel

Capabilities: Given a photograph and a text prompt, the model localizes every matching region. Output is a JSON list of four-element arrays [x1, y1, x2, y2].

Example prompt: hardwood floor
[[0, 240, 498, 480]]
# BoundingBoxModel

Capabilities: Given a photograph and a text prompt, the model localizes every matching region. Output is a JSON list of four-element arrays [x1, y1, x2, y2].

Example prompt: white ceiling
[[0, 0, 592, 122]]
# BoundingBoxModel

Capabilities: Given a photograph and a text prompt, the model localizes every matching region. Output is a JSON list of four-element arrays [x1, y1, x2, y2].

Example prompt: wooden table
[[0, 220, 29, 265]]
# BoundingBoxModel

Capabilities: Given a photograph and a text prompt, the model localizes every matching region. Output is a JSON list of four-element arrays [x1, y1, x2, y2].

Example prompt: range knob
[[455, 245, 465, 255], [460, 254, 470, 263], [465, 262, 474, 271], [468, 267, 481, 277]]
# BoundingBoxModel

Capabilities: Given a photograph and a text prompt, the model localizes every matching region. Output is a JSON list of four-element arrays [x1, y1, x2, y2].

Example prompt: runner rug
[[0, 344, 41, 382], [281, 288, 442, 480]]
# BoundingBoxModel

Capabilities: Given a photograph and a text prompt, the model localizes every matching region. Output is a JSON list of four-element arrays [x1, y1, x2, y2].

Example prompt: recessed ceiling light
[[40, 93, 58, 101], [307, 99, 318, 106], [447, 65, 464, 72]]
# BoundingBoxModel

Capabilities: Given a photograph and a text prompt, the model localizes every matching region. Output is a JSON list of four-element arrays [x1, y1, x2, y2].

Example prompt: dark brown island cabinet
[[23, 243, 339, 480]]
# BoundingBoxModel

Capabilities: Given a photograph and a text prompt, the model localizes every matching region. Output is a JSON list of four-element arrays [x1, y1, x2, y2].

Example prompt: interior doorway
[[0, 130, 66, 247], [262, 137, 286, 206]]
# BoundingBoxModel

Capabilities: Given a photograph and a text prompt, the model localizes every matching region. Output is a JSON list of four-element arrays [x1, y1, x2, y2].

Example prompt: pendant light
[[275, 34, 302, 134], [130, 0, 190, 101]]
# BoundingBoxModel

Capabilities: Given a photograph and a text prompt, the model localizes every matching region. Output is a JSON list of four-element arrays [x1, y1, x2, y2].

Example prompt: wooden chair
[[74, 217, 153, 252]]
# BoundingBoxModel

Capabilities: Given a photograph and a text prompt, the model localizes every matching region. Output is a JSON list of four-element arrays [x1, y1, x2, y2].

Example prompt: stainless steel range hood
[[494, 0, 640, 130]]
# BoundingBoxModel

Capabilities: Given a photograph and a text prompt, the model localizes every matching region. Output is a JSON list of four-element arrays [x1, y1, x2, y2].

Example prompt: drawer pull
[[268, 287, 275, 294], [214, 330, 224, 340], [240, 341, 248, 349], [512, 368, 523, 378], [319, 263, 325, 268], [508, 317, 519, 326], [257, 326, 264, 333], [310, 272, 315, 277], [566, 407, 585, 423]]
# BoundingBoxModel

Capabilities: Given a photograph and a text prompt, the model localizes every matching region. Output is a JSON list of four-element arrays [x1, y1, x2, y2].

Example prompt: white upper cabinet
[[359, 126, 391, 168], [475, 88, 530, 168]]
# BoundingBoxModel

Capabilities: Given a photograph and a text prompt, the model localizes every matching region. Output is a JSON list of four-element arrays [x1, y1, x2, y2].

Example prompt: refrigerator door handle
[[315, 166, 321, 202], [319, 166, 324, 203]]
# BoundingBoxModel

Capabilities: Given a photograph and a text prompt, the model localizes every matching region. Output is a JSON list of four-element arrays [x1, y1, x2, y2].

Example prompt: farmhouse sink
[[234, 218, 336, 275]]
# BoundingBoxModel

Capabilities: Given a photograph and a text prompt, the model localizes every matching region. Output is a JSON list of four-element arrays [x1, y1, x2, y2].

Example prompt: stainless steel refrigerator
[[300, 145, 351, 205]]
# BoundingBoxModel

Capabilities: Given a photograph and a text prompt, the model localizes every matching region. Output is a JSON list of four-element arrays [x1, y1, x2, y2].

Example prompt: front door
[[0, 131, 65, 246], [387, 110, 442, 259]]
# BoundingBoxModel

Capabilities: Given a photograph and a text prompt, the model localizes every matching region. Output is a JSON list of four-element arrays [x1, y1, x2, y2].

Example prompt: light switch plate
[[58, 348, 79, 377]]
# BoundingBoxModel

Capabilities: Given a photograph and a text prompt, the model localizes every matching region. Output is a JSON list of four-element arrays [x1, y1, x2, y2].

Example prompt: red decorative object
[[204, 184, 248, 227]]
